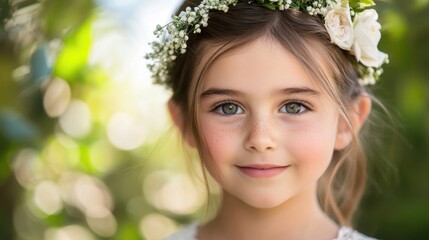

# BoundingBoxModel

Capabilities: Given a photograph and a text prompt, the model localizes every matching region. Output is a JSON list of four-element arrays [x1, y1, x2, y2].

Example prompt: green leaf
[[262, 3, 276, 10], [40, 0, 94, 39], [349, 0, 375, 10], [358, 0, 376, 8], [53, 17, 93, 83]]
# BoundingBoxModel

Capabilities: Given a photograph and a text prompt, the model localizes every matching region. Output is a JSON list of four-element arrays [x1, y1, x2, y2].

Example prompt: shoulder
[[335, 226, 377, 240], [164, 222, 199, 240]]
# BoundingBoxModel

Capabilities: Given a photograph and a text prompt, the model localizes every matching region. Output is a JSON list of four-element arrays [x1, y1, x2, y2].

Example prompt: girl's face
[[197, 37, 343, 209]]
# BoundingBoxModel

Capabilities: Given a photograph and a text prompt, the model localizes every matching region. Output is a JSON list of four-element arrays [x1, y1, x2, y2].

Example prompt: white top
[[165, 222, 376, 240]]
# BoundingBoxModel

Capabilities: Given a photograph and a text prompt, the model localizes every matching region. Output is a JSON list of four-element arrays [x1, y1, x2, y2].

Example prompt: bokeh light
[[41, 135, 80, 174], [13, 149, 44, 189], [59, 100, 92, 138], [88, 140, 117, 174], [45, 225, 96, 240], [70, 174, 112, 218], [33, 180, 63, 215], [43, 78, 71, 117], [107, 112, 146, 150], [86, 211, 117, 237], [139, 213, 178, 240], [143, 171, 206, 215]]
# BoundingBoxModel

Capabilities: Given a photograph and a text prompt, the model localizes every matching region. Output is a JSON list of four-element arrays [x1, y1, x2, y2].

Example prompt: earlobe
[[167, 99, 197, 148], [334, 95, 372, 150]]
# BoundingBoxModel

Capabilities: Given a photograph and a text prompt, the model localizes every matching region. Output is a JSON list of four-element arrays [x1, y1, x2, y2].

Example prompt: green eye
[[280, 102, 307, 114], [215, 103, 244, 115]]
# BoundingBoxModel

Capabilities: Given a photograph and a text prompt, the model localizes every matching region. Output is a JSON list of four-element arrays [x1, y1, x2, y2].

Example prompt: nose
[[244, 116, 278, 152]]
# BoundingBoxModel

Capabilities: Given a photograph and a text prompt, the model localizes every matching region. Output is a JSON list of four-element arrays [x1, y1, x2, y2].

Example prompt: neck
[[200, 185, 338, 240]]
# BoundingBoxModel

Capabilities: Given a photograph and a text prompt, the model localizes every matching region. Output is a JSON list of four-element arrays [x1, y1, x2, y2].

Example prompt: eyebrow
[[200, 87, 320, 99], [277, 87, 320, 96], [200, 88, 242, 99]]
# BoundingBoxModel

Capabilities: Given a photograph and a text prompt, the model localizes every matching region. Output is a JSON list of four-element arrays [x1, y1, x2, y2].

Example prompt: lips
[[236, 164, 289, 178]]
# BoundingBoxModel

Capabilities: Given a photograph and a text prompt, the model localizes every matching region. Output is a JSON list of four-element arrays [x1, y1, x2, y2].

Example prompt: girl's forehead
[[201, 37, 322, 92]]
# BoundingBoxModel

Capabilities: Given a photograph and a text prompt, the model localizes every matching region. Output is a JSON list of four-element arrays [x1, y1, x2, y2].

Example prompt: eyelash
[[211, 101, 244, 116], [279, 100, 312, 115], [210, 100, 312, 116]]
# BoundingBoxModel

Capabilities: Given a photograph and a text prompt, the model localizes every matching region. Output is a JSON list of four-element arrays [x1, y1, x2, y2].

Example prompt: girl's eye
[[214, 102, 244, 115], [279, 102, 308, 114]]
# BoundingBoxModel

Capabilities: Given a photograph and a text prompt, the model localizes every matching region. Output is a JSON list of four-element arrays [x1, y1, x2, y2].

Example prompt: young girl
[[146, 0, 388, 239]]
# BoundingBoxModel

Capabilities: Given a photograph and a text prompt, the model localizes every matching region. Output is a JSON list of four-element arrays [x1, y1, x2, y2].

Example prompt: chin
[[240, 194, 289, 209]]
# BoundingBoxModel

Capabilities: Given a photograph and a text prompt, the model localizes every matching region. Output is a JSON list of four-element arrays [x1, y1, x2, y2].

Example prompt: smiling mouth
[[236, 164, 289, 178]]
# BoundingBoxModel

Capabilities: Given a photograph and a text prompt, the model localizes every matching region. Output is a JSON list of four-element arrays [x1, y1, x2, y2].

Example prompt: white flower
[[358, 75, 376, 85], [324, 3, 354, 50], [351, 9, 388, 68], [325, 4, 353, 50]]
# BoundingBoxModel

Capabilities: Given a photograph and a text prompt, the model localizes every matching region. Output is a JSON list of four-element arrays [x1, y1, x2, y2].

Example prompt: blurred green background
[[0, 0, 428, 239]]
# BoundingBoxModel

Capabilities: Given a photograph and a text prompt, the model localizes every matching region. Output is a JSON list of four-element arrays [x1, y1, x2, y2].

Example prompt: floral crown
[[146, 0, 389, 86]]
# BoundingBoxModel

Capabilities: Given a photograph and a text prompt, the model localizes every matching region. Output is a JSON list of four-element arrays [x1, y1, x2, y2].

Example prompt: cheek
[[199, 121, 239, 165], [198, 122, 241, 184], [284, 119, 338, 175]]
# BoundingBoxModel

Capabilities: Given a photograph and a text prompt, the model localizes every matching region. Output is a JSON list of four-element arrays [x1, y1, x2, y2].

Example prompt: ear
[[167, 99, 196, 148], [335, 94, 372, 150]]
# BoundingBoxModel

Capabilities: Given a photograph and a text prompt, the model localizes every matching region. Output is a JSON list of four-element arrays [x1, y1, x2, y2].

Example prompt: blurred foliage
[[0, 0, 428, 240]]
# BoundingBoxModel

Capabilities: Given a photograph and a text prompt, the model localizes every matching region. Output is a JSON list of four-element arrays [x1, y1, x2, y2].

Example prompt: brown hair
[[167, 0, 369, 226]]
